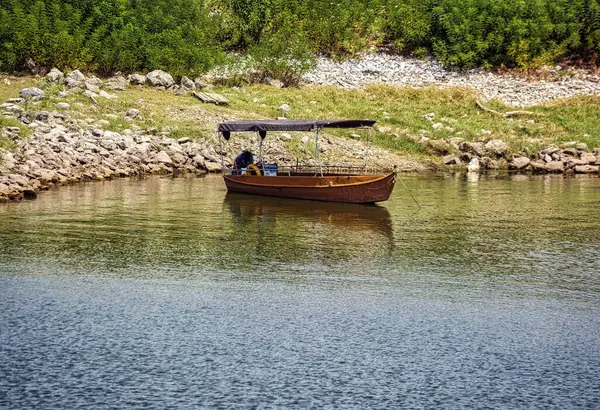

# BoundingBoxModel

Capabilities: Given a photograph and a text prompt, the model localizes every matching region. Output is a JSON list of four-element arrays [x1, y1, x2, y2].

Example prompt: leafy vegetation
[[1, 0, 599, 76], [0, 0, 222, 77]]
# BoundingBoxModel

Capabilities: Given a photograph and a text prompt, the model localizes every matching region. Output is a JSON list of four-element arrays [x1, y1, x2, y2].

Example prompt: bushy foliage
[[0, 0, 222, 76], [247, 12, 316, 86], [0, 0, 599, 74]]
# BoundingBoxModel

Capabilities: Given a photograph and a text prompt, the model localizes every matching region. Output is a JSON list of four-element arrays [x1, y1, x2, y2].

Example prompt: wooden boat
[[217, 119, 397, 203]]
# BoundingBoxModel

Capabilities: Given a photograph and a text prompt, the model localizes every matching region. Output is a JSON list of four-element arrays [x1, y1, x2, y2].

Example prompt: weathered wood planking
[[193, 91, 230, 105]]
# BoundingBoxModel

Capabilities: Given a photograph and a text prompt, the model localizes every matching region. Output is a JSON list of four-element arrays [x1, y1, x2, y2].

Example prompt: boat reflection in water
[[224, 193, 395, 262]]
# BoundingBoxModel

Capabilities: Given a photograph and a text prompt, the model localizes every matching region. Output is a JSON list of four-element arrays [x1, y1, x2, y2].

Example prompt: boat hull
[[223, 173, 397, 203]]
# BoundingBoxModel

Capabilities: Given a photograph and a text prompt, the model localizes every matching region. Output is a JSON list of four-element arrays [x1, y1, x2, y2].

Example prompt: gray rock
[[205, 161, 221, 172], [46, 68, 64, 83], [146, 70, 174, 87], [278, 104, 291, 113], [170, 153, 187, 165], [84, 90, 98, 104], [486, 158, 508, 170], [104, 76, 128, 91], [301, 136, 310, 144], [194, 78, 209, 89], [100, 140, 117, 151], [99, 90, 117, 99], [484, 139, 509, 157], [90, 128, 103, 137], [103, 131, 120, 140], [540, 146, 559, 156], [567, 158, 588, 167], [175, 88, 187, 96], [575, 142, 588, 151], [177, 137, 191, 144], [1, 104, 23, 113], [125, 108, 139, 119], [156, 150, 173, 165], [581, 153, 597, 164], [546, 161, 565, 172], [19, 87, 45, 99], [443, 155, 460, 165], [467, 157, 480, 172], [128, 74, 146, 85], [192, 154, 206, 169], [65, 70, 85, 88], [86, 75, 102, 87], [510, 156, 531, 170], [34, 111, 50, 122], [459, 141, 484, 157], [86, 84, 100, 93], [57, 102, 71, 110], [181, 76, 195, 90], [574, 165, 599, 174]]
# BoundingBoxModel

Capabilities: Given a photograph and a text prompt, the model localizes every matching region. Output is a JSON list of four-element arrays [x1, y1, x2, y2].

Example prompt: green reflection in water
[[0, 173, 598, 299]]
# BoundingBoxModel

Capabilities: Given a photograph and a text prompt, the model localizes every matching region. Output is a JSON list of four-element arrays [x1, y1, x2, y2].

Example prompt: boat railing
[[226, 164, 393, 176], [277, 165, 386, 175]]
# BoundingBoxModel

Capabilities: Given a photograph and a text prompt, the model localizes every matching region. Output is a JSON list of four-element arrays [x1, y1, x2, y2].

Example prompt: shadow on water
[[224, 192, 394, 237], [223, 192, 397, 264]]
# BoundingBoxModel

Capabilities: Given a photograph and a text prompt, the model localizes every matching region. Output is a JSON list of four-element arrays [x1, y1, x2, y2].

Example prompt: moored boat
[[217, 119, 397, 203]]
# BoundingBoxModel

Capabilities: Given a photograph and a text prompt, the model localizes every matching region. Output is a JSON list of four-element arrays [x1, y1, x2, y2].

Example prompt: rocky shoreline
[[0, 111, 226, 202], [428, 137, 600, 175], [2, 64, 599, 202], [1, 68, 421, 202], [303, 54, 600, 107]]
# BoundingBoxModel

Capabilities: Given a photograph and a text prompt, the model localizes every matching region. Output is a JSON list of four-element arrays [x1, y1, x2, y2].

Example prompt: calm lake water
[[1, 173, 599, 409]]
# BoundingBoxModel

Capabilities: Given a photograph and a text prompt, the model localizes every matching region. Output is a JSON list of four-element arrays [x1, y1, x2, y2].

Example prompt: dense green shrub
[[248, 17, 316, 86], [0, 0, 222, 76], [0, 0, 599, 74]]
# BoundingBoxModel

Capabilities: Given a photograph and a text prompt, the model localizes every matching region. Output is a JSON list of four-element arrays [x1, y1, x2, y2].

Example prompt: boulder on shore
[[484, 139, 509, 157], [46, 68, 64, 83], [510, 156, 531, 170], [128, 74, 146, 86], [147, 70, 174, 88], [19, 87, 45, 99], [180, 76, 195, 90], [105, 76, 128, 91], [574, 165, 599, 174], [64, 70, 85, 88]]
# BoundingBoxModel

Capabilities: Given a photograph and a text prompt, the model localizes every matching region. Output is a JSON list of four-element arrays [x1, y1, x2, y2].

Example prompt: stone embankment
[[303, 54, 600, 107], [429, 137, 600, 175], [0, 116, 224, 202], [0, 69, 229, 202]]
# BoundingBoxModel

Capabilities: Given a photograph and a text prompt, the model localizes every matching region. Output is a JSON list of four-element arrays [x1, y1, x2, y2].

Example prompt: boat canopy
[[218, 119, 376, 140]]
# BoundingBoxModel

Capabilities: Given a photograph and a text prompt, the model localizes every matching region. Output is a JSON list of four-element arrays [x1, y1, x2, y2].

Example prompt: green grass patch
[[2, 76, 600, 161], [217, 84, 600, 154]]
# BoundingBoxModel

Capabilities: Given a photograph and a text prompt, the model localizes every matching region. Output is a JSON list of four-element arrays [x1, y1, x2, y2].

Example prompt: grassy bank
[[1, 76, 600, 164]]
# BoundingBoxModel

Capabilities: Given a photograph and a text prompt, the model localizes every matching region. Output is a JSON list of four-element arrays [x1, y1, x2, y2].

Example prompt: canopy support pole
[[258, 132, 263, 163], [364, 127, 371, 172], [218, 132, 225, 171], [314, 127, 323, 177]]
